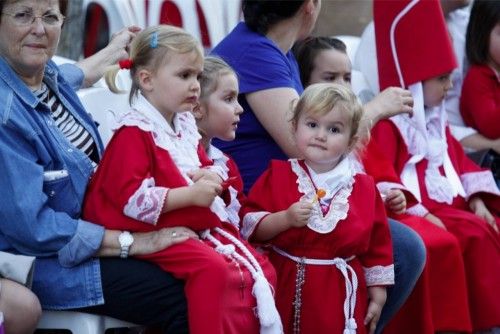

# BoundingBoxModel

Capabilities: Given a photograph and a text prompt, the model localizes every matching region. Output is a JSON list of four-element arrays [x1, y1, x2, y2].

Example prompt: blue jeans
[[375, 219, 426, 333]]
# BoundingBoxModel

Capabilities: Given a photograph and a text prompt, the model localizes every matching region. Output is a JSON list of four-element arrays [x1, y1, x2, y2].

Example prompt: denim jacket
[[0, 57, 106, 309]]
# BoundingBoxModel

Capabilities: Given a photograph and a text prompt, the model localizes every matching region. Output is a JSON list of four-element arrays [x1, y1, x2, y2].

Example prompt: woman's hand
[[286, 201, 313, 228], [384, 189, 406, 215], [370, 87, 414, 120], [131, 227, 198, 256], [469, 196, 498, 233], [77, 25, 141, 88], [364, 286, 387, 334], [424, 212, 447, 230]]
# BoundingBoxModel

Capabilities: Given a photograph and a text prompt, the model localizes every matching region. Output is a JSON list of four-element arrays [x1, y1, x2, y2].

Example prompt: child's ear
[[137, 69, 154, 92]]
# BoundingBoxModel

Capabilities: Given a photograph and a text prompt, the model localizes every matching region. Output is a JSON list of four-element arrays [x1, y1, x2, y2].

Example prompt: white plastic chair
[[37, 310, 138, 334], [77, 87, 130, 147]]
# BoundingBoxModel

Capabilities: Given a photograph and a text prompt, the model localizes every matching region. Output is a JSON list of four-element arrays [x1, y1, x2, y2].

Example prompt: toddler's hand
[[384, 189, 406, 214], [286, 201, 313, 228], [188, 169, 223, 185], [469, 197, 498, 233], [189, 178, 222, 207], [364, 286, 387, 334]]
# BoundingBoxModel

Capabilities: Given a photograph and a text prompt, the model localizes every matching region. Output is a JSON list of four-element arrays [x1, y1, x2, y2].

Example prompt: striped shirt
[[35, 83, 99, 165]]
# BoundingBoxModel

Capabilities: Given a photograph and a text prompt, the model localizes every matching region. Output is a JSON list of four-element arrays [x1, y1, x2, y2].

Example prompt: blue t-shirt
[[211, 22, 304, 192]]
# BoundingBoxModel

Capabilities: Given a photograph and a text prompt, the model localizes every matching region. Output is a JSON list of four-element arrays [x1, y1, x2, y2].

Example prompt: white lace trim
[[123, 177, 168, 225], [364, 264, 395, 286], [406, 203, 428, 217], [113, 93, 202, 179], [208, 145, 241, 229], [461, 170, 500, 200], [241, 211, 269, 240], [291, 158, 355, 234]]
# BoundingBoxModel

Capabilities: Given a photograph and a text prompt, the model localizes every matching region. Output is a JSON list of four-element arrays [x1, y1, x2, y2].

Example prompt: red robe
[[371, 120, 500, 331], [362, 139, 472, 333], [83, 124, 277, 334], [241, 159, 394, 334]]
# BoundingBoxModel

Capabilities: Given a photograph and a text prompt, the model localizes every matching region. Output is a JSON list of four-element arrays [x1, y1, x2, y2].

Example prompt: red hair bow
[[118, 59, 133, 69]]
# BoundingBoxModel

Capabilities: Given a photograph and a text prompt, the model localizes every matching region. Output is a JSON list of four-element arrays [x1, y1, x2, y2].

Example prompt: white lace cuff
[[241, 211, 269, 240], [123, 178, 168, 225], [364, 264, 395, 286], [461, 171, 500, 200], [406, 203, 429, 217]]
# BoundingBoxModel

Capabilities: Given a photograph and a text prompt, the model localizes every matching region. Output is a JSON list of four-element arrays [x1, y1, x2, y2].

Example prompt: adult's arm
[[0, 125, 194, 267], [246, 87, 302, 158], [76, 26, 140, 88]]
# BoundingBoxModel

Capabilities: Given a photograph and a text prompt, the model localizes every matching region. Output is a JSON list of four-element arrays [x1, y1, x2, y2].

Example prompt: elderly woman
[[0, 1, 192, 332]]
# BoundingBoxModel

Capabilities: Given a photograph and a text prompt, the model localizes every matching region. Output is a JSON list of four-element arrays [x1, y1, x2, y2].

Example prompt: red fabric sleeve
[[460, 65, 500, 139]]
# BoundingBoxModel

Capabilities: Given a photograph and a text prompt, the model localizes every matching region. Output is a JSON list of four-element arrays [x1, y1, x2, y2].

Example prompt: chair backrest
[[37, 310, 138, 334], [77, 87, 130, 146]]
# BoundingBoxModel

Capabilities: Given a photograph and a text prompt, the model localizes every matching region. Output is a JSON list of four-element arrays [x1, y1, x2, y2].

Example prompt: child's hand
[[286, 201, 313, 228], [188, 169, 223, 184], [469, 196, 499, 233], [189, 178, 222, 207], [364, 286, 387, 334], [384, 189, 406, 214]]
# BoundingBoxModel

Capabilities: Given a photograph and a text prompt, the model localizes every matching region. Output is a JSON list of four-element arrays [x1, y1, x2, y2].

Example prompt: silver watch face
[[119, 232, 134, 247]]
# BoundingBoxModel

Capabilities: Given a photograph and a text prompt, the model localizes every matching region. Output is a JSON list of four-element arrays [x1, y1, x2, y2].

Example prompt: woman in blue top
[[0, 0, 192, 332], [212, 1, 426, 332]]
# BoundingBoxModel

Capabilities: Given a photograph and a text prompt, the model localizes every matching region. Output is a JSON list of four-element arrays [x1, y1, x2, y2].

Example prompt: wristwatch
[[118, 231, 134, 258]]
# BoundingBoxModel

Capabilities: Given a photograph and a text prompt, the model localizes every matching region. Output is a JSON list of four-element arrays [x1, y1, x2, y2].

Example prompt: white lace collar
[[291, 157, 356, 234], [112, 93, 202, 178]]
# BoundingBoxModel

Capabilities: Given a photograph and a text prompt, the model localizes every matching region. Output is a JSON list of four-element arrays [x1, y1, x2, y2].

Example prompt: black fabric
[[78, 258, 188, 333]]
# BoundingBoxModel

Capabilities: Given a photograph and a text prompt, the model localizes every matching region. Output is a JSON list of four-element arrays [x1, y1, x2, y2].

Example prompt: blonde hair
[[291, 83, 364, 153], [105, 25, 203, 104], [199, 56, 236, 101]]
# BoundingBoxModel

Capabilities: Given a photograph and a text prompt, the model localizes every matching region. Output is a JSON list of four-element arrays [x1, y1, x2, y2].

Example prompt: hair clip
[[150, 31, 158, 49], [118, 59, 133, 69]]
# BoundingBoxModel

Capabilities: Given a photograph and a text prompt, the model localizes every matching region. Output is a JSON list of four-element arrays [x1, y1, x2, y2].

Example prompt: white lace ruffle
[[291, 159, 354, 234], [364, 264, 395, 286], [461, 170, 500, 200], [208, 145, 241, 229], [406, 203, 429, 217], [114, 94, 202, 178], [241, 211, 269, 240], [123, 177, 168, 225]]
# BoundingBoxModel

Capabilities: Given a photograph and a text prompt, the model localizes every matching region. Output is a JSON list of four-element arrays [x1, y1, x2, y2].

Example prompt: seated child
[[83, 26, 281, 334], [293, 34, 472, 334], [241, 83, 394, 334], [371, 0, 500, 331]]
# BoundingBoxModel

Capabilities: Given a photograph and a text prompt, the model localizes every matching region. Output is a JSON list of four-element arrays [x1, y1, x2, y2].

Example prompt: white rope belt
[[273, 246, 358, 334], [201, 228, 283, 334]]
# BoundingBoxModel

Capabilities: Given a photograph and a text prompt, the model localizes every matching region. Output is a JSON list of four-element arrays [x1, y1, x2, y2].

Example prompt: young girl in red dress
[[372, 0, 500, 331], [293, 35, 472, 334], [241, 83, 394, 334], [83, 26, 281, 334]]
